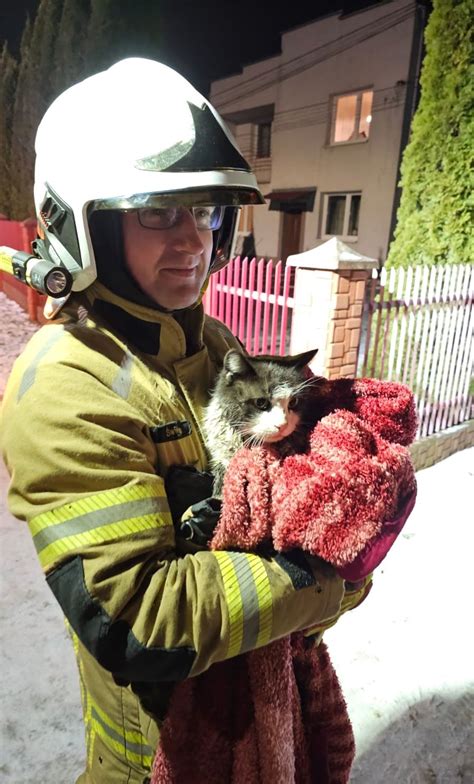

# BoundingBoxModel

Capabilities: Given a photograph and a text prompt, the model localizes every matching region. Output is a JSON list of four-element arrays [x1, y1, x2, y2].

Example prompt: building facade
[[210, 0, 425, 263]]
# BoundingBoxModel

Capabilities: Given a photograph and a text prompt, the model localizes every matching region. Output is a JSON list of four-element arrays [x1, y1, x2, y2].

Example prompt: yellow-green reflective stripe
[[67, 629, 152, 769], [214, 551, 273, 658], [247, 556, 273, 648], [36, 514, 171, 569], [32, 496, 169, 551], [214, 552, 244, 657], [30, 484, 165, 535], [28, 484, 172, 568], [89, 699, 153, 767]]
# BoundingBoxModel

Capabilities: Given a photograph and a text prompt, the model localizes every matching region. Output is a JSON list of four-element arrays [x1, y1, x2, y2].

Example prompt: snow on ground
[[327, 446, 474, 783], [0, 293, 473, 783]]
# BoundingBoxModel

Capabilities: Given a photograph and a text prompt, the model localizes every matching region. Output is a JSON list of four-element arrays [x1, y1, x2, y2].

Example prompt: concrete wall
[[410, 421, 474, 472], [210, 0, 418, 262]]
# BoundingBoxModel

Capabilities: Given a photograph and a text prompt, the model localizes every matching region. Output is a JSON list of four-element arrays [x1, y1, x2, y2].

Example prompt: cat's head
[[219, 348, 318, 445]]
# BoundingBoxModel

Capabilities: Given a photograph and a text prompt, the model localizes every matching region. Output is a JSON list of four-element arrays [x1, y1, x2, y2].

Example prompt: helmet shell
[[34, 58, 263, 291]]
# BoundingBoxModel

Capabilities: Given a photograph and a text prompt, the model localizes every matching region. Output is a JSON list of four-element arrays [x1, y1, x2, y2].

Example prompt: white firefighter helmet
[[33, 57, 264, 292]]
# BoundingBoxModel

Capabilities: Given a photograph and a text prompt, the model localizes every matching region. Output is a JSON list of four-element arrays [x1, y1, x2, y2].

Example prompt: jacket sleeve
[[1, 355, 344, 684]]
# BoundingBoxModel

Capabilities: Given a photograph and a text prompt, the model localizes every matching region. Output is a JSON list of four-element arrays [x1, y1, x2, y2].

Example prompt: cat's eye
[[254, 398, 271, 411], [288, 396, 300, 411]]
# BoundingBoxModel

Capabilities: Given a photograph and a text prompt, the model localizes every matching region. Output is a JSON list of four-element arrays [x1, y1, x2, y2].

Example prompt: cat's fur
[[203, 348, 320, 496]]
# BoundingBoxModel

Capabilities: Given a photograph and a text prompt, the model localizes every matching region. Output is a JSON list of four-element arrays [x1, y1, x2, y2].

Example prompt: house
[[209, 0, 426, 263]]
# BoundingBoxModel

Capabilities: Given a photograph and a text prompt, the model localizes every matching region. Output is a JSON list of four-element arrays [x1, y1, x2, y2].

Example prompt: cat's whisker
[[242, 433, 259, 449], [293, 377, 323, 396]]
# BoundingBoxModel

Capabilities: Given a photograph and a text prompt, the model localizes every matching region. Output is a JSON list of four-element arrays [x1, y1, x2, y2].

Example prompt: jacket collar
[[64, 281, 206, 364]]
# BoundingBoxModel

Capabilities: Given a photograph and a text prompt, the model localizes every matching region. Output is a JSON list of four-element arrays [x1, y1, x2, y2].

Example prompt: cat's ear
[[223, 350, 256, 384], [289, 348, 318, 369]]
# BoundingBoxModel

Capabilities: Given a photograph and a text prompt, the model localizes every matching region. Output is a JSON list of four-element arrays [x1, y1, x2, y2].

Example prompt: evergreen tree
[[386, 0, 474, 267], [53, 0, 91, 97], [10, 0, 64, 219], [85, 0, 160, 75], [8, 0, 162, 218], [0, 44, 18, 217], [9, 15, 34, 220]]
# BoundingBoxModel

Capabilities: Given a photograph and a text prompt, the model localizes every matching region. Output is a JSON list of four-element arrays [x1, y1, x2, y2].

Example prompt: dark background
[[1, 0, 377, 93]]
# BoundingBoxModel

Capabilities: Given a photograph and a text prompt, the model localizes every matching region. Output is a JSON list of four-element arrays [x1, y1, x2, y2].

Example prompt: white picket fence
[[359, 263, 473, 438]]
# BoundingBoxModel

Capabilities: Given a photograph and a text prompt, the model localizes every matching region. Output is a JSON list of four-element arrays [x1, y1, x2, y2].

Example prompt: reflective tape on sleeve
[[28, 483, 173, 570], [17, 327, 64, 401], [90, 699, 154, 769], [213, 551, 273, 658], [66, 626, 154, 770]]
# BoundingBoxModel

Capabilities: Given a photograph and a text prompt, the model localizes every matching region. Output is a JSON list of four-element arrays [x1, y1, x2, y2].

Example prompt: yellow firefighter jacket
[[0, 281, 345, 783]]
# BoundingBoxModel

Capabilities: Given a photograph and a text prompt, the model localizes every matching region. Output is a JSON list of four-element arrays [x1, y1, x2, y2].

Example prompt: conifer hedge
[[386, 0, 474, 267]]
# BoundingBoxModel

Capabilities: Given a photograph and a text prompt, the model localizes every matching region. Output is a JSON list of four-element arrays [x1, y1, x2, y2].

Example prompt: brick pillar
[[288, 238, 378, 378]]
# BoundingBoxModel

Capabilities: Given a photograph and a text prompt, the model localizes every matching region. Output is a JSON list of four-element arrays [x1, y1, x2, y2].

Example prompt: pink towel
[[152, 378, 417, 783]]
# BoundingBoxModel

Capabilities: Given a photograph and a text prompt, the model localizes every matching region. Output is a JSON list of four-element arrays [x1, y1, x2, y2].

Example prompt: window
[[322, 193, 361, 240], [330, 90, 373, 144], [256, 122, 272, 158], [231, 205, 255, 259]]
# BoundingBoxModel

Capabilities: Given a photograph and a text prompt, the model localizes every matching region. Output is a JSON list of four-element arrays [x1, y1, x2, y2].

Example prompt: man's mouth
[[162, 266, 198, 278]]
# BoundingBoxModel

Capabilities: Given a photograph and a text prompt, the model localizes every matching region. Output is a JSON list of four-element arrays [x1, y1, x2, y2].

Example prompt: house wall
[[210, 0, 418, 262]]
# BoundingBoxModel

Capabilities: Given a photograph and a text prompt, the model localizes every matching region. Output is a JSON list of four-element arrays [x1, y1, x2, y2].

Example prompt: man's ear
[[223, 349, 256, 384]]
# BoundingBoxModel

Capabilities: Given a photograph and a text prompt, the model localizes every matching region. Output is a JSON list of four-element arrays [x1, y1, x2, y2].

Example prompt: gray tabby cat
[[203, 348, 319, 496]]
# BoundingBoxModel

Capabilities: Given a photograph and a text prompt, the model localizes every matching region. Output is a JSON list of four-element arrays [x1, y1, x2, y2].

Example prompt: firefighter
[[1, 59, 351, 782]]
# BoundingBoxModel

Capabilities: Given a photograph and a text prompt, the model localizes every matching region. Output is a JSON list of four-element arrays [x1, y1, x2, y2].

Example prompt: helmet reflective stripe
[[34, 58, 263, 292], [135, 103, 251, 174]]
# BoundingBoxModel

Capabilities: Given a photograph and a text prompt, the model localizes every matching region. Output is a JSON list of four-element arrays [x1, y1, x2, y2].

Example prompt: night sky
[[1, 0, 376, 93]]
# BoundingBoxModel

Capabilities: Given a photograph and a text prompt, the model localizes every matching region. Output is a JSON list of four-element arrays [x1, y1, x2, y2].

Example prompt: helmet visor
[[90, 186, 264, 212]]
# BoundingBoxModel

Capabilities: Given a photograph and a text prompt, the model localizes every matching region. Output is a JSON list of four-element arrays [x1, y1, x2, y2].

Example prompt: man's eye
[[193, 207, 212, 227], [139, 207, 178, 228], [195, 207, 211, 218], [154, 208, 176, 222], [254, 398, 271, 411]]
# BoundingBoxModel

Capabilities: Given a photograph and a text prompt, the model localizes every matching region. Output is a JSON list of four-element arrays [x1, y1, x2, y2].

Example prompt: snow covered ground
[[1, 291, 473, 783], [0, 293, 38, 399], [327, 447, 474, 783]]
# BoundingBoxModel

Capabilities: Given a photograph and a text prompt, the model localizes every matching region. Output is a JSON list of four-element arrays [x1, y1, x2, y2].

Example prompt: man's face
[[122, 209, 213, 310]]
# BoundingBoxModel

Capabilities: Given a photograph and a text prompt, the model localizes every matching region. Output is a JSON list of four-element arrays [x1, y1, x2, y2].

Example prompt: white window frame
[[329, 89, 373, 145], [321, 192, 361, 242], [230, 205, 254, 259]]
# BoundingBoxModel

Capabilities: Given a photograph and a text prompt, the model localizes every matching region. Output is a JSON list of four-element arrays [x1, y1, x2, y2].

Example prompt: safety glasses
[[137, 205, 225, 231]]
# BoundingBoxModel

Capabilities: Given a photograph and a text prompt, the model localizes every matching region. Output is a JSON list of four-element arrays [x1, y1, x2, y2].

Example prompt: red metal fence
[[358, 264, 473, 438], [204, 256, 295, 355], [0, 217, 45, 321]]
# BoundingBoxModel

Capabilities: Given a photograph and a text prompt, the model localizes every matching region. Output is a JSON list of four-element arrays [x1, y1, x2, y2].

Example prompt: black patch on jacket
[[164, 465, 215, 525], [47, 556, 195, 682], [273, 550, 318, 591], [151, 421, 192, 443], [93, 299, 161, 355]]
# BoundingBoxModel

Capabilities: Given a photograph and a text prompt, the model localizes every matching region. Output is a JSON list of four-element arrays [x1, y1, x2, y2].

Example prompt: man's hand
[[179, 497, 222, 547]]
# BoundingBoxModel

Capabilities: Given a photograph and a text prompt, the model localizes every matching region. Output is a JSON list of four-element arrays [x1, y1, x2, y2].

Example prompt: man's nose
[[173, 210, 206, 254]]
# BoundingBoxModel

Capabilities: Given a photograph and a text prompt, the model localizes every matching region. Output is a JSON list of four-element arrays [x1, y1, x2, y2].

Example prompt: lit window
[[256, 122, 272, 158], [322, 193, 361, 240], [331, 90, 373, 144]]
